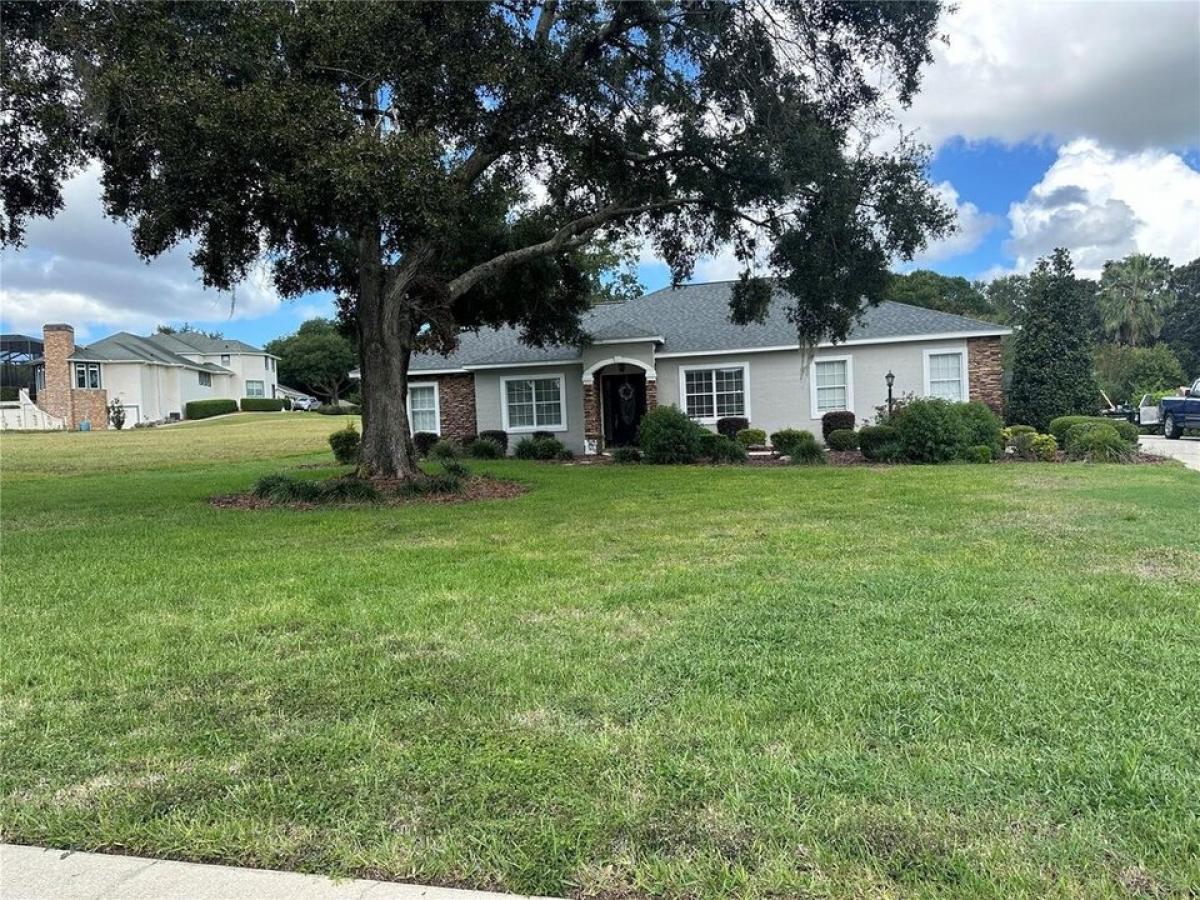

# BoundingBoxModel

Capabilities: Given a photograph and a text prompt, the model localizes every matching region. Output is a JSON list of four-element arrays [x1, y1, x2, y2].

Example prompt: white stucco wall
[[654, 337, 975, 438], [473, 364, 586, 453]]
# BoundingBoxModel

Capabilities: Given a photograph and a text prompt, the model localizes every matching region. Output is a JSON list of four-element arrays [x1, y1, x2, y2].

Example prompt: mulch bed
[[209, 475, 527, 510]]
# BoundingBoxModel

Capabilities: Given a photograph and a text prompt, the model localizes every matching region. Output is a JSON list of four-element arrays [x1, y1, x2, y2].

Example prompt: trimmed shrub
[[413, 432, 440, 456], [611, 446, 642, 463], [894, 398, 969, 463], [514, 435, 567, 460], [735, 427, 767, 448], [429, 438, 460, 461], [786, 431, 827, 465], [859, 424, 900, 462], [1031, 433, 1058, 462], [317, 403, 360, 415], [964, 445, 993, 464], [826, 429, 859, 451], [955, 401, 1003, 456], [716, 416, 749, 440], [532, 430, 555, 441], [1049, 415, 1137, 447], [479, 429, 508, 452], [699, 432, 748, 464], [769, 428, 811, 457], [185, 398, 237, 419], [466, 437, 503, 459], [821, 410, 857, 441], [637, 406, 705, 464], [0, 386, 18, 402], [1065, 422, 1133, 462], [328, 425, 360, 464], [240, 397, 286, 412]]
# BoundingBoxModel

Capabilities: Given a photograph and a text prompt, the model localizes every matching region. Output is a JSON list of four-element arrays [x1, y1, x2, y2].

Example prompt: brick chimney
[[39, 324, 75, 422]]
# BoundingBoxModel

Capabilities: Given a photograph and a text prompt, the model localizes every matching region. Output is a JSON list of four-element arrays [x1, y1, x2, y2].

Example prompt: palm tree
[[1097, 254, 1176, 347]]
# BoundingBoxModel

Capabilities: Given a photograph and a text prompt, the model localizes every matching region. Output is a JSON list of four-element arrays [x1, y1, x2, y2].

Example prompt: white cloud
[[0, 165, 280, 337], [1003, 139, 1200, 277], [902, 181, 998, 268], [901, 0, 1200, 150]]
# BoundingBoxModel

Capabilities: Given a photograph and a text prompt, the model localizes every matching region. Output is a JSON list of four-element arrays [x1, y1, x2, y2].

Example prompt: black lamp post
[[885, 370, 895, 418]]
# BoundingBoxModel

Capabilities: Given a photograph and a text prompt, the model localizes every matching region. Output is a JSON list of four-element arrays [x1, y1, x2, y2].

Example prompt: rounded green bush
[[956, 401, 1003, 455], [514, 436, 567, 460], [699, 433, 748, 464], [637, 406, 705, 464], [786, 431, 827, 465], [1049, 415, 1137, 447], [821, 410, 857, 441], [716, 416, 749, 440], [610, 446, 642, 464], [1030, 433, 1058, 461], [894, 398, 969, 463], [735, 427, 767, 448], [466, 437, 503, 459], [413, 432, 439, 456], [963, 444, 993, 464], [478, 430, 508, 452], [429, 438, 460, 461], [858, 425, 900, 461], [825, 429, 859, 451], [328, 424, 360, 465], [769, 428, 811, 457], [1065, 423, 1133, 462]]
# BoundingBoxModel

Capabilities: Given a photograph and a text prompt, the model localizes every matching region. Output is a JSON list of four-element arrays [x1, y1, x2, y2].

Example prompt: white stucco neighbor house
[[354, 281, 1012, 454], [31, 324, 279, 429]]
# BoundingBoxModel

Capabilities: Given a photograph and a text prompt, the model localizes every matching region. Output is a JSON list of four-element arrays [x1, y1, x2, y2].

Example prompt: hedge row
[[240, 397, 286, 412], [184, 399, 237, 419]]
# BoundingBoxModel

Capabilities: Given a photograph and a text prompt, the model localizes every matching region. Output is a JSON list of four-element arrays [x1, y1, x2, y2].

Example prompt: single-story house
[[356, 281, 1011, 454], [33, 324, 279, 429]]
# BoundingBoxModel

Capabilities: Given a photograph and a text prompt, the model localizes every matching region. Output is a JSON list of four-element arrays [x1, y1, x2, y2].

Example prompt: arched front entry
[[582, 358, 657, 453]]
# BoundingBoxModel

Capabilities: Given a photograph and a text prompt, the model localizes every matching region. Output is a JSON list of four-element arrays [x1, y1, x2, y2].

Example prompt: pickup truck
[[1161, 378, 1200, 439]]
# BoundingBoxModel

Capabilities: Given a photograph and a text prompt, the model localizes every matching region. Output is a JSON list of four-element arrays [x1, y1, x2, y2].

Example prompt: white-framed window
[[924, 349, 966, 402], [245, 380, 265, 397], [501, 374, 566, 432], [408, 382, 440, 435], [198, 371, 212, 387], [220, 354, 231, 366], [810, 356, 852, 417], [74, 363, 101, 389], [679, 363, 749, 422]]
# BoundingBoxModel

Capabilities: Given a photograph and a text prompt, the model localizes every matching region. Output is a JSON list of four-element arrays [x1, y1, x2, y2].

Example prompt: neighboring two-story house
[[33, 324, 279, 429]]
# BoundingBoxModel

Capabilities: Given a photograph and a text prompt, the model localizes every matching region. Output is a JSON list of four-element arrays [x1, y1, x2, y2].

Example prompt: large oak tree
[[2, 0, 952, 479]]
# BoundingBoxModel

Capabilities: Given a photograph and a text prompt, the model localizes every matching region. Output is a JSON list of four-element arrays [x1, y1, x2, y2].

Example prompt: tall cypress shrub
[[1007, 249, 1098, 431]]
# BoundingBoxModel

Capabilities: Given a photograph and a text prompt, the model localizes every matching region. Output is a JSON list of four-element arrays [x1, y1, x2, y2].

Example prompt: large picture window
[[408, 383, 440, 434], [680, 364, 747, 422], [502, 375, 565, 431], [925, 350, 966, 402]]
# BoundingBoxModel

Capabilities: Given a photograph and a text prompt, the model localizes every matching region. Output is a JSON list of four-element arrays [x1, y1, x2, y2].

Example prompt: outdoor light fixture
[[885, 371, 896, 417]]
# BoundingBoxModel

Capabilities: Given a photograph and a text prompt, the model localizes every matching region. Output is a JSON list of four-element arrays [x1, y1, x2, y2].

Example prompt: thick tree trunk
[[354, 226, 426, 482]]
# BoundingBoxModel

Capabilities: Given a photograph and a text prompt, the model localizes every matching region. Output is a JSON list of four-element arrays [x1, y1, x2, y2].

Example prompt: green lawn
[[2, 414, 1198, 898]]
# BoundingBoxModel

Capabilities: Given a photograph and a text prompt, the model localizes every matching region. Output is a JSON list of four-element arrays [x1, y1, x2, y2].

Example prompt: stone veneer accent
[[417, 372, 475, 441], [38, 324, 109, 430], [583, 380, 601, 448], [967, 336, 1004, 415], [645, 379, 658, 410]]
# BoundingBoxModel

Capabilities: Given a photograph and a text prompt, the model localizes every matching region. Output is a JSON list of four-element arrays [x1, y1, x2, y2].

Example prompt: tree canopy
[[884, 270, 995, 320], [265, 318, 357, 402], [4, 0, 952, 478], [1097, 253, 1176, 348]]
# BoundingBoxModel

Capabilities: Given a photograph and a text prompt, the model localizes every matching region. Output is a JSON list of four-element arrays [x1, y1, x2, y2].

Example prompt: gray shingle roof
[[70, 332, 236, 372], [409, 281, 1009, 371], [146, 331, 268, 356]]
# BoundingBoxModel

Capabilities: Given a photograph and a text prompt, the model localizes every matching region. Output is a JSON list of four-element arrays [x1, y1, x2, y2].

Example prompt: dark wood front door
[[602, 372, 646, 447]]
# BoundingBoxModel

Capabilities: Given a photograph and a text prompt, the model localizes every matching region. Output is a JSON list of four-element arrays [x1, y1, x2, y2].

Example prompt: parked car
[[291, 395, 322, 411], [1161, 378, 1200, 439]]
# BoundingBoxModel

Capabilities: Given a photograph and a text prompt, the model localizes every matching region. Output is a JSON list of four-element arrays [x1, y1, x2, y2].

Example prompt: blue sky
[[2, 1, 1198, 348]]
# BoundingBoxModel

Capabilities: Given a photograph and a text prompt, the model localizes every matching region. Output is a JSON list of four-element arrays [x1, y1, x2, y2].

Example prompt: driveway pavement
[[1140, 435, 1200, 471], [0, 844, 561, 900]]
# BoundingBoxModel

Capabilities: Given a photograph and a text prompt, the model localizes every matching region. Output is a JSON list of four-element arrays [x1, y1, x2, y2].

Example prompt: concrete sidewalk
[[1139, 435, 1200, 471], [0, 844, 561, 900]]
